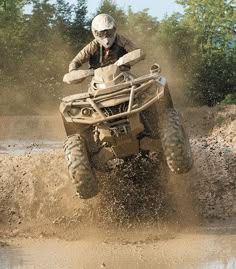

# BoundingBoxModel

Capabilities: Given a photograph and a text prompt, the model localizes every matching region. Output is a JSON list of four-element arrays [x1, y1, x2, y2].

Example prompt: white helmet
[[91, 14, 117, 49]]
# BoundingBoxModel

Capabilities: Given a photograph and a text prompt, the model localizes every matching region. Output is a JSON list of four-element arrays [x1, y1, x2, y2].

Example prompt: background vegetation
[[0, 0, 235, 114]]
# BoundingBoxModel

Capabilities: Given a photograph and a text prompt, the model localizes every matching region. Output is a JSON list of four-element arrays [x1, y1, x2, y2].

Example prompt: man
[[68, 13, 142, 72], [63, 13, 145, 136], [62, 14, 145, 199]]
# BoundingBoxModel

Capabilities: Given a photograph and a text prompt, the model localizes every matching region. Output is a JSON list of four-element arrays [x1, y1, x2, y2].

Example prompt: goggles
[[94, 28, 116, 38]]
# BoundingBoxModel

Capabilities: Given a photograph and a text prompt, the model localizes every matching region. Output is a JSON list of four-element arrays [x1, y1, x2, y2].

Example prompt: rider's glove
[[114, 57, 124, 66], [69, 62, 78, 72]]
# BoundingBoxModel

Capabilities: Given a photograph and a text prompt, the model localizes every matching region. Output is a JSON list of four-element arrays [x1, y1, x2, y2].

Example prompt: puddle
[[0, 226, 235, 269], [0, 140, 63, 155]]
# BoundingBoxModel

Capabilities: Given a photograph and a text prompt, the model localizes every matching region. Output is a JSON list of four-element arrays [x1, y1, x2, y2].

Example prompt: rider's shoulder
[[117, 34, 132, 46], [84, 39, 100, 52]]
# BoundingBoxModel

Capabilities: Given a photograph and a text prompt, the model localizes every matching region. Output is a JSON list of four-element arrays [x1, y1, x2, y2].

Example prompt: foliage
[[0, 0, 29, 71], [0, 0, 90, 114], [95, 0, 127, 31], [157, 13, 197, 75], [126, 8, 159, 46], [221, 93, 236, 105], [188, 50, 235, 106], [176, 0, 236, 105], [67, 0, 91, 51]]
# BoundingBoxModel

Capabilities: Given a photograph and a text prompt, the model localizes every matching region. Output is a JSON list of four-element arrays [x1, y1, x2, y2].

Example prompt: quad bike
[[60, 49, 193, 199]]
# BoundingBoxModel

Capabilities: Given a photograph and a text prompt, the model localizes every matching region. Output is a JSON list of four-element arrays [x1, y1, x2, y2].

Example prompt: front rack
[[61, 72, 167, 124]]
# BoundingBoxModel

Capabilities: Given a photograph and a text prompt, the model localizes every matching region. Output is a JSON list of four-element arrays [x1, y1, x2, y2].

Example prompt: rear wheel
[[63, 134, 99, 199]]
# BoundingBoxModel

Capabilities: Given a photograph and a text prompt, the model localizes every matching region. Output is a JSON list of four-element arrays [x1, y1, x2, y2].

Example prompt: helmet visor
[[94, 28, 116, 39]]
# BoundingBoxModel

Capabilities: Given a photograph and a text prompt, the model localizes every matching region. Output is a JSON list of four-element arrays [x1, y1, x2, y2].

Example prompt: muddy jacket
[[69, 34, 138, 71]]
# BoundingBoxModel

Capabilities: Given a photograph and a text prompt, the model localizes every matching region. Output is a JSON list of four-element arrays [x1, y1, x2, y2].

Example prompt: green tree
[[95, 0, 127, 31], [0, 0, 93, 115], [68, 0, 90, 51], [177, 0, 235, 53], [55, 0, 73, 23], [0, 0, 30, 72], [29, 0, 55, 46], [0, 0, 29, 12], [176, 0, 236, 105], [158, 13, 196, 75], [54, 0, 74, 42], [126, 8, 159, 46]]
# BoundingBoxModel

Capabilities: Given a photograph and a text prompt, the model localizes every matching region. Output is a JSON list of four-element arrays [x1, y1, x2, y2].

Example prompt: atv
[[60, 49, 193, 199]]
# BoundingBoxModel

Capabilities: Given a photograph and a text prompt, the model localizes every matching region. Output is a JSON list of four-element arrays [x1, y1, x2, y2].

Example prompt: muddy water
[[1, 226, 236, 269], [0, 115, 64, 154], [0, 140, 63, 155], [0, 109, 235, 268]]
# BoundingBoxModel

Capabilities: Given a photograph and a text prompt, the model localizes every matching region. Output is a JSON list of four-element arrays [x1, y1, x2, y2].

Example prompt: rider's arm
[[69, 40, 99, 72], [117, 35, 145, 56], [116, 35, 145, 66]]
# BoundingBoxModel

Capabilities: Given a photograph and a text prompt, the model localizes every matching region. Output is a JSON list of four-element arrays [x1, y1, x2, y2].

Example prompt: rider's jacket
[[69, 34, 138, 71]]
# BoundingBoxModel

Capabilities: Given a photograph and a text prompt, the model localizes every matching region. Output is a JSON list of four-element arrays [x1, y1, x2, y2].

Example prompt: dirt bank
[[0, 105, 235, 241]]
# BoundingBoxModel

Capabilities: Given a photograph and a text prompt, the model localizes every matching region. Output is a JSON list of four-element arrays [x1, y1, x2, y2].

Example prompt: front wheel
[[63, 134, 99, 199], [159, 109, 193, 174]]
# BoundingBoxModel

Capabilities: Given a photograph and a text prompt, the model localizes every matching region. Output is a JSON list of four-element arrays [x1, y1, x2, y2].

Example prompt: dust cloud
[[0, 32, 74, 117]]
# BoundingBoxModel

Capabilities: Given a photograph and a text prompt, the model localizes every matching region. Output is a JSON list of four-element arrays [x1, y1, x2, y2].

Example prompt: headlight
[[69, 107, 80, 116], [81, 108, 93, 116]]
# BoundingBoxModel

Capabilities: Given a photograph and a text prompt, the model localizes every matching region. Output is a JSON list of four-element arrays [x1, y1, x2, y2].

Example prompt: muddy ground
[[0, 105, 235, 268]]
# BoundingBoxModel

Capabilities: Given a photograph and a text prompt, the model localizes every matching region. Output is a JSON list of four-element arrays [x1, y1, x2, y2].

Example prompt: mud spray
[[0, 105, 235, 239], [0, 106, 235, 269]]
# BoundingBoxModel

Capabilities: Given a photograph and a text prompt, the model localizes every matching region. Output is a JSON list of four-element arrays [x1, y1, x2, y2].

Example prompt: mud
[[0, 105, 235, 268], [1, 226, 236, 269]]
